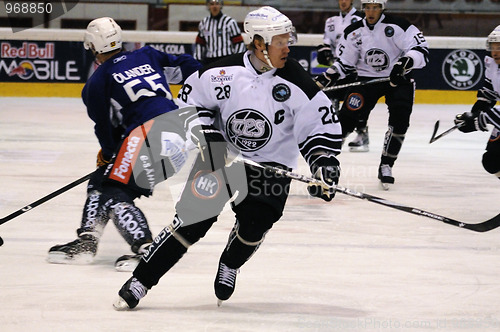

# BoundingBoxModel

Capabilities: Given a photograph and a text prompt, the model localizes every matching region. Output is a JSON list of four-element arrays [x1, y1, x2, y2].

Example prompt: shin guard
[[381, 126, 406, 166]]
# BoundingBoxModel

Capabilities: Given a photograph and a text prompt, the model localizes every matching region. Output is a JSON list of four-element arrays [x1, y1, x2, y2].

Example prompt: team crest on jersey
[[365, 49, 389, 72], [346, 93, 364, 111], [225, 109, 272, 152], [272, 84, 291, 102], [442, 49, 483, 90], [191, 171, 222, 199], [385, 26, 394, 37]]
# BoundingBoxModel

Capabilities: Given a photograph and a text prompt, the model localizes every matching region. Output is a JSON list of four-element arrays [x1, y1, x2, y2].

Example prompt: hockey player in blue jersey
[[47, 17, 201, 270]]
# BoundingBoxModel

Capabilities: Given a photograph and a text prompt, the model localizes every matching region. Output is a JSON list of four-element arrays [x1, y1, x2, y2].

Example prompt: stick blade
[[429, 120, 440, 144], [463, 212, 500, 232]]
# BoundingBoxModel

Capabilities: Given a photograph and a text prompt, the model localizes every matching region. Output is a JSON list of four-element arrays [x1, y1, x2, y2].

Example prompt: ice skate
[[47, 234, 98, 264], [113, 277, 148, 310], [378, 164, 395, 190], [214, 260, 239, 306], [115, 242, 151, 272], [348, 127, 369, 152], [114, 254, 142, 272]]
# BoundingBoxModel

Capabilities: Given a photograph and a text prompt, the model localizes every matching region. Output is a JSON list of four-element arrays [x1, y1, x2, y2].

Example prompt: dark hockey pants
[[133, 161, 291, 289], [339, 79, 414, 166]]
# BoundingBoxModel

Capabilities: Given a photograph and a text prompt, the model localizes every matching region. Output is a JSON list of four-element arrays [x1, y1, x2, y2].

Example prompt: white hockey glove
[[390, 56, 413, 87], [307, 155, 340, 202]]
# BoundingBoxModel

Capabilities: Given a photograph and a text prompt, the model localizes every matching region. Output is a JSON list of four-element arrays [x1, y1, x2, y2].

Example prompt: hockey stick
[[322, 77, 390, 92], [0, 172, 93, 227], [242, 159, 500, 233], [429, 120, 464, 144]]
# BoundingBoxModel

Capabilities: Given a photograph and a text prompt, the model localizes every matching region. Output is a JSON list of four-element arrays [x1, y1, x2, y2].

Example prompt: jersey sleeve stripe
[[486, 107, 500, 129], [299, 134, 343, 164]]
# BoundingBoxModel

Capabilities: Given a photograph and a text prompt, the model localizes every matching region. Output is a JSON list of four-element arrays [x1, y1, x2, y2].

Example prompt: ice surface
[[0, 97, 498, 332]]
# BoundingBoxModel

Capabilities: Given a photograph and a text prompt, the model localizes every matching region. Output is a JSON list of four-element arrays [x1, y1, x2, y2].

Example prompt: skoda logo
[[442, 49, 483, 90], [225, 109, 272, 152]]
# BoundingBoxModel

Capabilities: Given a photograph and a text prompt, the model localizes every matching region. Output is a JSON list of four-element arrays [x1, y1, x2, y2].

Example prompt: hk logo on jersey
[[346, 93, 364, 111], [191, 171, 221, 199]]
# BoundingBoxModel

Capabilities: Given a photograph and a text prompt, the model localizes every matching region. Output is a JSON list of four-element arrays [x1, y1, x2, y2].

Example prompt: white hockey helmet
[[244, 6, 297, 46], [361, 0, 387, 10], [206, 0, 223, 4], [84, 17, 122, 54], [486, 25, 500, 51]]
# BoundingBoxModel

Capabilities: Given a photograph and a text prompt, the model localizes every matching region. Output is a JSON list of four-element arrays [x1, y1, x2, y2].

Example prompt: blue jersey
[[82, 46, 201, 158]]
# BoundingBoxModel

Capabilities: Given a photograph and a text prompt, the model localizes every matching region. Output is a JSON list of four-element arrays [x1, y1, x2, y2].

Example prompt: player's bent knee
[[176, 216, 218, 244]]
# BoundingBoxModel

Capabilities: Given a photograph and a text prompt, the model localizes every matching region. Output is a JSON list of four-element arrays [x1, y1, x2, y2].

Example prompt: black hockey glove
[[96, 149, 112, 167], [390, 56, 414, 87], [471, 99, 494, 114], [307, 155, 340, 202], [454, 111, 488, 133], [190, 124, 228, 171], [316, 44, 334, 66], [314, 67, 340, 89]]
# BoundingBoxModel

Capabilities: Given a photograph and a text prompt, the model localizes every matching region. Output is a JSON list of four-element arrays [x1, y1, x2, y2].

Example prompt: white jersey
[[323, 7, 364, 57], [478, 56, 500, 129], [177, 51, 343, 169], [333, 13, 429, 79]]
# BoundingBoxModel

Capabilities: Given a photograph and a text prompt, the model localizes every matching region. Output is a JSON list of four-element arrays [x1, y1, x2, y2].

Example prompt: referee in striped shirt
[[194, 0, 246, 65]]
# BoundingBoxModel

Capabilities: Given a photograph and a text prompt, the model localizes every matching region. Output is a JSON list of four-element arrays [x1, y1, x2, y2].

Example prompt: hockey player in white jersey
[[317, 0, 369, 152], [454, 25, 500, 180], [315, 0, 429, 189], [317, 0, 364, 67], [114, 6, 343, 310]]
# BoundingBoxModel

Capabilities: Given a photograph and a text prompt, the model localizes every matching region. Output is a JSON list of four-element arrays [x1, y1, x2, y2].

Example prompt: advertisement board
[[0, 36, 486, 103]]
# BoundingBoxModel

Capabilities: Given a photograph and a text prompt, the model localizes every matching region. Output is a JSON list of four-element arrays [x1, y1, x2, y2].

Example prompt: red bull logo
[[1, 42, 55, 59], [8, 60, 34, 79]]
